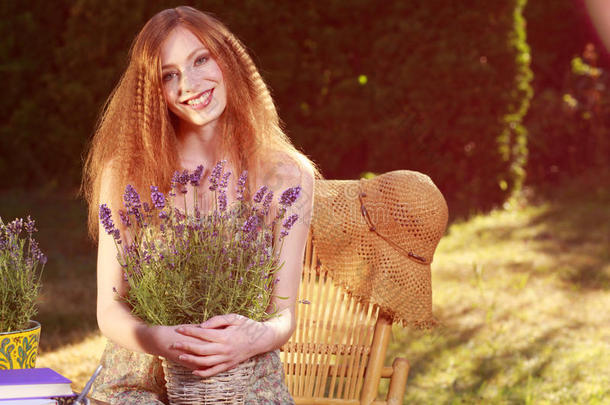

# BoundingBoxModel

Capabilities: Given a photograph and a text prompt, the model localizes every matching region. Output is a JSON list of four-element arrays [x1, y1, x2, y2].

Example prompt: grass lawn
[[1, 172, 608, 403]]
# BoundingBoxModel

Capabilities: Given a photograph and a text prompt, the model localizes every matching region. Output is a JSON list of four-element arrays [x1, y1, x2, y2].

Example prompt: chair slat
[[281, 233, 381, 402]]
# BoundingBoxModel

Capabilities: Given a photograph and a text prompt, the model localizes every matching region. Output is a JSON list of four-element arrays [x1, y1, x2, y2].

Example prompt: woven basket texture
[[162, 358, 255, 404]]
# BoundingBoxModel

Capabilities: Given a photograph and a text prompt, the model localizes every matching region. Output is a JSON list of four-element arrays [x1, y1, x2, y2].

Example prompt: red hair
[[82, 6, 320, 238]]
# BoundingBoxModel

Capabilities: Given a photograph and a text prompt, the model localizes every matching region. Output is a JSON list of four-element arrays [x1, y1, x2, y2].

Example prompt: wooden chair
[[280, 233, 409, 405]]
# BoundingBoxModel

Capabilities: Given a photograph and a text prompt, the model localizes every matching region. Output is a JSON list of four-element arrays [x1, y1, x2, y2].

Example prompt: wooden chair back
[[281, 232, 409, 404]]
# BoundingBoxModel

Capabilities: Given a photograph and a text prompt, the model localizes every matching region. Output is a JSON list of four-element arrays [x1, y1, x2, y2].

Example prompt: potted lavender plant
[[99, 160, 301, 404], [0, 216, 47, 369]]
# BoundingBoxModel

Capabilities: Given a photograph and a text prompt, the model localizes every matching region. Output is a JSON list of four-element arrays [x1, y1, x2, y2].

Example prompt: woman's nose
[[179, 70, 196, 93]]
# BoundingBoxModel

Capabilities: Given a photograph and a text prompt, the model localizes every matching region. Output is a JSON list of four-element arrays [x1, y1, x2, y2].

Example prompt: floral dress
[[91, 340, 294, 404]]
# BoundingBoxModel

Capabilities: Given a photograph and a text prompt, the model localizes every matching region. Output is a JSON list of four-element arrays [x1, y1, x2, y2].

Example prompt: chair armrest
[[385, 357, 409, 405]]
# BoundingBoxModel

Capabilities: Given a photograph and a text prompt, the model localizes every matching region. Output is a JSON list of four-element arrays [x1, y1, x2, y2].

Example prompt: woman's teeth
[[187, 90, 211, 106]]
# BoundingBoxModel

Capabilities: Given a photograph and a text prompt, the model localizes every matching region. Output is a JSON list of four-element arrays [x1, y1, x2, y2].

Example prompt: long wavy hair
[[82, 6, 320, 238]]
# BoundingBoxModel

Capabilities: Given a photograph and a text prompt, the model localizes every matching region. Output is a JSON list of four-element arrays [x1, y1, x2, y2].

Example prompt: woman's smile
[[182, 88, 214, 109]]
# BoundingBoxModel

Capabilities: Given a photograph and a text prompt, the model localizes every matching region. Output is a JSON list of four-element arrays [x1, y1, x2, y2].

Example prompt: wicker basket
[[162, 358, 255, 404]]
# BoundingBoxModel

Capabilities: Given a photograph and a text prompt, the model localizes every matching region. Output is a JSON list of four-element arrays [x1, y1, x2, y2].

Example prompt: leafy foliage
[[1, 0, 533, 216]]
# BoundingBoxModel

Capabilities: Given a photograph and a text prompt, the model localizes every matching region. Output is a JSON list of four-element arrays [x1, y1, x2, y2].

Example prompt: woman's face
[[160, 26, 227, 129]]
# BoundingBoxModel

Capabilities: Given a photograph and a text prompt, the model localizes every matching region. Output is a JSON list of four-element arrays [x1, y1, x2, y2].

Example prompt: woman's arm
[[173, 161, 315, 377]]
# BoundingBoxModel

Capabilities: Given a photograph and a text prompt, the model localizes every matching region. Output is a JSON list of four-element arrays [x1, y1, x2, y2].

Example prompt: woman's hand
[[145, 325, 215, 368], [172, 314, 272, 377]]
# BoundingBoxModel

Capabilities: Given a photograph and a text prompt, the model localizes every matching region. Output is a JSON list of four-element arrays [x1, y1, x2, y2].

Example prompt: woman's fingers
[[200, 313, 246, 329], [192, 361, 235, 378], [171, 341, 225, 356], [176, 325, 225, 342], [177, 353, 227, 369]]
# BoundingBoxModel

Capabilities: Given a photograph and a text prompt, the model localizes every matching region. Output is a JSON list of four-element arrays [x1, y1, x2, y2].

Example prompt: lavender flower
[[24, 216, 36, 234], [99, 204, 116, 236], [219, 171, 231, 190], [97, 165, 298, 328], [253, 186, 268, 203], [119, 210, 131, 227], [262, 191, 274, 216], [123, 185, 142, 210], [218, 191, 228, 212], [124, 185, 145, 226], [283, 214, 299, 230], [190, 165, 204, 187], [279, 186, 301, 207], [209, 160, 226, 191], [279, 214, 298, 240], [29, 239, 47, 265], [242, 215, 259, 235], [7, 218, 23, 235], [150, 186, 165, 210], [236, 171, 248, 201]]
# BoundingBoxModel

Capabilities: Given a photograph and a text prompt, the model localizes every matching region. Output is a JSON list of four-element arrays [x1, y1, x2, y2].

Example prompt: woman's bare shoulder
[[259, 151, 314, 192]]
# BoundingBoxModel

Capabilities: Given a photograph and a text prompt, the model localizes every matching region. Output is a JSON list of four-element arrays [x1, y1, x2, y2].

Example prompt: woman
[[82, 6, 318, 404]]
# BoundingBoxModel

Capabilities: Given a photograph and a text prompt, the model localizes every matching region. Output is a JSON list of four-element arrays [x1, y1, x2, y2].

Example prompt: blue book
[[0, 368, 73, 400]]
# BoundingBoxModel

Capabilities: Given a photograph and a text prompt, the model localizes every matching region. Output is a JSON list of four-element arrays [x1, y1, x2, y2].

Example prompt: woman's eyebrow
[[162, 47, 208, 70]]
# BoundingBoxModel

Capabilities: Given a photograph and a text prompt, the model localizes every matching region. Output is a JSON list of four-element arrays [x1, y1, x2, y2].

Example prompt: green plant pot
[[0, 320, 41, 369]]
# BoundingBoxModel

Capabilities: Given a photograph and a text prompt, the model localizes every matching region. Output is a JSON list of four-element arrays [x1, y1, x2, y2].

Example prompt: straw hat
[[311, 170, 448, 327]]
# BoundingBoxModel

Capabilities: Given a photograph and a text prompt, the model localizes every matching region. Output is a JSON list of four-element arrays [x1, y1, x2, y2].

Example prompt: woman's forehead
[[160, 26, 207, 67]]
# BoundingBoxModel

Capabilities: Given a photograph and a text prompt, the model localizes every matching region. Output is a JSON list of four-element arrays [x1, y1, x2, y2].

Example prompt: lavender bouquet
[[100, 160, 301, 326], [0, 217, 47, 332]]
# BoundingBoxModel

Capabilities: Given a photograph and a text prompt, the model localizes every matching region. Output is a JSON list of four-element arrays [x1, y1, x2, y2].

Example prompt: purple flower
[[209, 160, 226, 191], [218, 191, 227, 212], [150, 186, 165, 210], [282, 214, 299, 230], [253, 186, 268, 203], [124, 185, 144, 226], [24, 216, 36, 234], [279, 186, 301, 207], [119, 210, 131, 227], [190, 165, 204, 187], [262, 191, 274, 216], [7, 218, 23, 235], [219, 171, 231, 190], [179, 170, 190, 186], [236, 171, 248, 201], [142, 202, 151, 213], [29, 239, 47, 265], [242, 215, 259, 235], [123, 185, 141, 210], [99, 204, 116, 235]]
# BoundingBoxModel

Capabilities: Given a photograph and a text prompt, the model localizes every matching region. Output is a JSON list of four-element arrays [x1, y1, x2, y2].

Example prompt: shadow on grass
[[446, 176, 610, 291]]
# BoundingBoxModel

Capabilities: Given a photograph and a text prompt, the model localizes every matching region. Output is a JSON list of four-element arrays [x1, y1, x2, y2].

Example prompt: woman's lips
[[184, 88, 214, 110]]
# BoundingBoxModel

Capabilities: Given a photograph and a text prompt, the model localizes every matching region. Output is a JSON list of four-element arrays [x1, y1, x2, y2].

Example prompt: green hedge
[[0, 0, 532, 217]]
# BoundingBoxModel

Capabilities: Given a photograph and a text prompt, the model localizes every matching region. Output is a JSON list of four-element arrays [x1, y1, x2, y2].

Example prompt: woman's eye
[[195, 55, 208, 66], [162, 72, 178, 82]]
